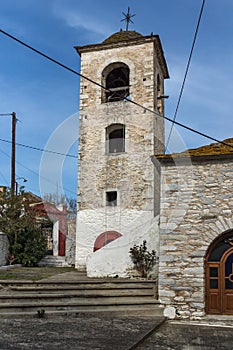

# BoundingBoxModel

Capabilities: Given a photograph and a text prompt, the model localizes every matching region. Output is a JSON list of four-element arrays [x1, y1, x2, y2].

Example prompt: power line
[[0, 144, 77, 196], [127, 99, 233, 150], [0, 137, 78, 158], [0, 29, 111, 93], [1, 27, 233, 151], [165, 0, 206, 151]]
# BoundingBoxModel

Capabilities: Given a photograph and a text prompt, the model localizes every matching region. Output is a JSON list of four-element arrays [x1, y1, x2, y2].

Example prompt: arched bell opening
[[102, 62, 129, 103]]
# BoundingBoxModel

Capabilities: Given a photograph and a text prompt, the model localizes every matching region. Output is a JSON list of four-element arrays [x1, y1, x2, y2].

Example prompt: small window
[[102, 63, 129, 103], [106, 124, 125, 154], [106, 191, 117, 206]]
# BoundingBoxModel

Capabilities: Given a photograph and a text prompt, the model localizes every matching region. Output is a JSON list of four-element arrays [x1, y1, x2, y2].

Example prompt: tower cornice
[[75, 33, 169, 79]]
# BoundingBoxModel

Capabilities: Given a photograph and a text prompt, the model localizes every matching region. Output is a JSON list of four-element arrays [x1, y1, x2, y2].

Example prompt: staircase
[[38, 255, 70, 267], [0, 274, 164, 318]]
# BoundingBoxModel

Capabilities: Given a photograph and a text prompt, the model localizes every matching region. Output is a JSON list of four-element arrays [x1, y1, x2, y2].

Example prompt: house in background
[[0, 186, 6, 194], [29, 200, 76, 267], [0, 189, 75, 267], [30, 201, 66, 256]]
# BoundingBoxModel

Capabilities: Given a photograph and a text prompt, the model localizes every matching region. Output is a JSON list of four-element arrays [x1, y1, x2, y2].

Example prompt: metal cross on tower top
[[121, 7, 136, 31]]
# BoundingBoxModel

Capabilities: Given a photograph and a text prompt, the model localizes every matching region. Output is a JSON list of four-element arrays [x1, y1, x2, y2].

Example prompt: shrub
[[0, 188, 47, 266], [10, 223, 47, 267], [129, 240, 158, 278]]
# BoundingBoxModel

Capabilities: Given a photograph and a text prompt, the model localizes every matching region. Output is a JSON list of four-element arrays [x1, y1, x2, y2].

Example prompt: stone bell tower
[[75, 29, 169, 275]]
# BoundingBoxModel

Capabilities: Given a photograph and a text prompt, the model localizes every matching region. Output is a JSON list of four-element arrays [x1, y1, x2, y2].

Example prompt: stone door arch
[[206, 230, 233, 314]]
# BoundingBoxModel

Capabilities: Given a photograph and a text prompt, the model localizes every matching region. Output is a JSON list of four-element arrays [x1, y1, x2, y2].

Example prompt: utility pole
[[0, 112, 17, 196], [11, 112, 16, 196]]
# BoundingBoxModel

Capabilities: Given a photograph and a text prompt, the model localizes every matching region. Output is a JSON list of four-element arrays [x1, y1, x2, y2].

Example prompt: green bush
[[129, 240, 158, 278], [0, 188, 47, 266], [10, 225, 47, 267]]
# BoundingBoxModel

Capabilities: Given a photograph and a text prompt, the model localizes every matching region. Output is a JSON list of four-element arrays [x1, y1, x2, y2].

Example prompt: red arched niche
[[93, 231, 122, 252]]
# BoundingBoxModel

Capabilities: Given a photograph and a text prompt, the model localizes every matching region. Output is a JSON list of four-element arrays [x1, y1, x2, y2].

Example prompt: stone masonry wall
[[158, 157, 233, 319], [76, 39, 166, 272], [77, 41, 165, 212], [66, 220, 76, 266], [0, 232, 9, 266], [77, 104, 156, 212]]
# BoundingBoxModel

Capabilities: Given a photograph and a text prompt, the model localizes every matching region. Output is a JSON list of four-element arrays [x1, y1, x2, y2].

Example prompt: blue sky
[[0, 0, 233, 199]]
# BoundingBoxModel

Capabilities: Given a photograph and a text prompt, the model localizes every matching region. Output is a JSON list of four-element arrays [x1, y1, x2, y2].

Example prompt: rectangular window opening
[[106, 191, 117, 206]]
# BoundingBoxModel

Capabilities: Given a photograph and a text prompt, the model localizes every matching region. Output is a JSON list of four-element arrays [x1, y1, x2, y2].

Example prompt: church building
[[154, 139, 233, 318], [75, 26, 233, 319]]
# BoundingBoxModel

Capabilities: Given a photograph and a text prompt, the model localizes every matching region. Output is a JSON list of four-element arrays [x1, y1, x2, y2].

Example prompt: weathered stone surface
[[158, 157, 233, 319], [76, 34, 167, 274], [0, 233, 9, 266], [0, 316, 165, 350], [136, 322, 233, 349]]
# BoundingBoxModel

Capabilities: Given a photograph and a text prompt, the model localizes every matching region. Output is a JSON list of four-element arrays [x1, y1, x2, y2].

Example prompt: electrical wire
[[1, 27, 233, 151], [165, 0, 206, 151], [0, 29, 111, 93], [0, 137, 78, 158], [0, 142, 77, 196]]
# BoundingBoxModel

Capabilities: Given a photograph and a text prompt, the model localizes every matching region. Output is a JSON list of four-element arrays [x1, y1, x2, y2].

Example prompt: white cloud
[[166, 54, 233, 116], [53, 6, 111, 38], [164, 52, 233, 151]]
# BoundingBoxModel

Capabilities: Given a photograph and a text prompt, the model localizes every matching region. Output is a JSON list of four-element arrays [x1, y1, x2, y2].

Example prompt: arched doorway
[[206, 230, 233, 314], [93, 231, 122, 252]]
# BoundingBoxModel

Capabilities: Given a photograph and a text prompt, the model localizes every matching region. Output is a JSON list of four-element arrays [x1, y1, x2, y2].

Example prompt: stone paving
[[0, 270, 233, 349], [0, 316, 164, 350], [136, 321, 233, 350], [0, 316, 233, 349]]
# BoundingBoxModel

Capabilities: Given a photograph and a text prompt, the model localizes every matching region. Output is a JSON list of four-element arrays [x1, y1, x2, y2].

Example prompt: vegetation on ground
[[0, 188, 48, 266], [0, 266, 75, 281], [129, 240, 158, 278]]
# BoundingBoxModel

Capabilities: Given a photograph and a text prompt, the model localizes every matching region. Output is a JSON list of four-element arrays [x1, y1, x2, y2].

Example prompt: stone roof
[[156, 138, 233, 160], [102, 30, 143, 44]]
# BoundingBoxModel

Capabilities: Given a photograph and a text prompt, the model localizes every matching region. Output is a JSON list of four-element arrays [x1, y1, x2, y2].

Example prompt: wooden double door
[[206, 235, 233, 314]]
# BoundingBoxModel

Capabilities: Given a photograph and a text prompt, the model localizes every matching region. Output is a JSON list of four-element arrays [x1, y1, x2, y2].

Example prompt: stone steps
[[38, 255, 69, 267], [3, 290, 154, 298], [0, 307, 163, 318], [0, 278, 163, 317], [9, 281, 155, 291], [0, 298, 160, 310]]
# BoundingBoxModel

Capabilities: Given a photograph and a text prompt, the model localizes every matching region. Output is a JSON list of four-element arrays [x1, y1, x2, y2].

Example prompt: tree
[[0, 188, 47, 266]]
